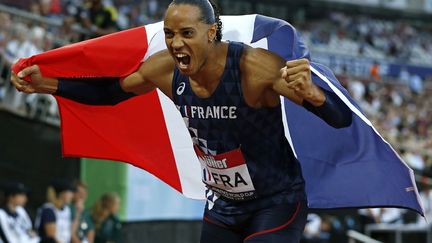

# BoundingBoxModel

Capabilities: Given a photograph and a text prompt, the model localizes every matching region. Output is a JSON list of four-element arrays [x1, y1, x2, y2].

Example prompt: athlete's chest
[[188, 76, 223, 99]]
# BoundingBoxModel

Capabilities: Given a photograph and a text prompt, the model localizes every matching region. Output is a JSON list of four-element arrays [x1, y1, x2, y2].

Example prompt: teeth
[[179, 62, 187, 69], [176, 53, 187, 58]]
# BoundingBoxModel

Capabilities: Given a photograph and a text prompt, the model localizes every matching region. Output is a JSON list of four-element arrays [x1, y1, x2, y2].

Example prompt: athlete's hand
[[11, 64, 57, 94], [280, 58, 325, 106]]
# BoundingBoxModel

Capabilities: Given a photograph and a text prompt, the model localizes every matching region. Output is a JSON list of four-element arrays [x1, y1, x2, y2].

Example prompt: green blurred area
[[81, 158, 128, 220]]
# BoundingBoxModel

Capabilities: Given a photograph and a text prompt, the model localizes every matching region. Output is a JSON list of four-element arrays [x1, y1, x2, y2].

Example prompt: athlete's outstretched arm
[[10, 50, 174, 105], [242, 47, 352, 128], [10, 64, 151, 105]]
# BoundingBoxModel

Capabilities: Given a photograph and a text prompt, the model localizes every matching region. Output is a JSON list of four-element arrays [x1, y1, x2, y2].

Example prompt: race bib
[[194, 146, 256, 201]]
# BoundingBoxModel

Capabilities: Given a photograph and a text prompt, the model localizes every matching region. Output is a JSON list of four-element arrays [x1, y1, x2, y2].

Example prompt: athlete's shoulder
[[139, 49, 175, 83], [136, 49, 175, 99], [241, 45, 281, 66], [240, 45, 285, 83], [15, 206, 28, 216], [39, 203, 56, 214], [147, 49, 172, 60], [143, 49, 175, 72]]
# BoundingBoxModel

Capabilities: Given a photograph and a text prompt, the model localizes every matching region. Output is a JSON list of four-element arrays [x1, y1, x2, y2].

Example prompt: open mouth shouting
[[174, 53, 191, 72]]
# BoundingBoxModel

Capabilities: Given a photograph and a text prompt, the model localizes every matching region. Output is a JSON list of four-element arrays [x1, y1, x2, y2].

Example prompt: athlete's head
[[164, 0, 223, 75], [2, 182, 29, 208], [47, 179, 75, 208], [91, 192, 120, 229]]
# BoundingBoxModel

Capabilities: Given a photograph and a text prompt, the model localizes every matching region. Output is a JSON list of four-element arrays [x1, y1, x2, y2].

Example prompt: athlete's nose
[[171, 35, 184, 50]]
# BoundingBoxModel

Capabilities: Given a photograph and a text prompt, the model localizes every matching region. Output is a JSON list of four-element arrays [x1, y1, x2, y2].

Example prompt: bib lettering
[[194, 146, 256, 201]]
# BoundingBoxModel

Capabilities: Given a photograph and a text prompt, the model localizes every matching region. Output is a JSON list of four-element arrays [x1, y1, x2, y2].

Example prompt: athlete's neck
[[190, 42, 228, 86], [54, 200, 65, 209], [6, 202, 17, 213]]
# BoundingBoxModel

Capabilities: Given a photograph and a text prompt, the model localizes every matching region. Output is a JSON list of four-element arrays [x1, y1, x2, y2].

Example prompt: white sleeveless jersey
[[0, 206, 39, 243]]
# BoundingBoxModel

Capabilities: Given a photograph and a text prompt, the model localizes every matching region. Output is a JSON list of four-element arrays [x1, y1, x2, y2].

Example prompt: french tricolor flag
[[13, 15, 424, 215]]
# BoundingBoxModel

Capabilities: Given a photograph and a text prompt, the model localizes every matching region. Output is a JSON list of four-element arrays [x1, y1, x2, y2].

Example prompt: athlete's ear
[[207, 23, 217, 42]]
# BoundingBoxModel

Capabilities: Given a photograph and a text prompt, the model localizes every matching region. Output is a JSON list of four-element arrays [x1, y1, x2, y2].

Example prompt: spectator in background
[[0, 182, 39, 243], [302, 213, 330, 243], [83, 0, 119, 37], [409, 73, 423, 95], [39, 0, 63, 17], [403, 148, 425, 171], [369, 61, 381, 81], [378, 208, 403, 224], [0, 12, 11, 54], [0, 12, 12, 99], [147, 0, 159, 17], [347, 79, 365, 102], [91, 193, 121, 243], [399, 67, 410, 85], [2, 23, 43, 110], [71, 181, 94, 243], [358, 208, 380, 232], [3, 23, 41, 66], [418, 181, 432, 224], [61, 0, 89, 43], [35, 179, 76, 243]]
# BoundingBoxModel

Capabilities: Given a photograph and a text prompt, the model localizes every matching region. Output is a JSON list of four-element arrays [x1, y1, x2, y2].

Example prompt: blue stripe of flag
[[252, 15, 423, 215]]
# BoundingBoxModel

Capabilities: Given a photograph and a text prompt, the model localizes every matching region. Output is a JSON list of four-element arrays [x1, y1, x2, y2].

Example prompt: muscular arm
[[241, 47, 320, 106], [57, 50, 175, 104], [120, 50, 175, 99], [11, 50, 175, 105], [44, 223, 58, 242], [38, 208, 59, 243], [241, 47, 352, 128], [55, 77, 137, 105], [12, 67, 139, 106], [87, 229, 95, 243]]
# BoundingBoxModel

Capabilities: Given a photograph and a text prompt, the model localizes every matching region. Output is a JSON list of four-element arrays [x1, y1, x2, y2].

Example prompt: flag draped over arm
[[12, 15, 424, 215]]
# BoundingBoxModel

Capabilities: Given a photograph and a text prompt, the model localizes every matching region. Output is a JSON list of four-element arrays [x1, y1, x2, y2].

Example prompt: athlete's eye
[[183, 30, 194, 37], [164, 30, 174, 39]]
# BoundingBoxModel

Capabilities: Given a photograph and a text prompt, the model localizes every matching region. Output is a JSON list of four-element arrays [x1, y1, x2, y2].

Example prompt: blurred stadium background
[[0, 0, 431, 242]]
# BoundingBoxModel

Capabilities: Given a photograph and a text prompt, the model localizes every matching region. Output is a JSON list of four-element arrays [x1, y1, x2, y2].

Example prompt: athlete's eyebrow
[[163, 27, 196, 32], [180, 27, 195, 31]]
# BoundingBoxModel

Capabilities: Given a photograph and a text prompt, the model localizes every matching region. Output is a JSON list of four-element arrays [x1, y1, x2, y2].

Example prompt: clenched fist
[[280, 58, 325, 106], [10, 64, 58, 94]]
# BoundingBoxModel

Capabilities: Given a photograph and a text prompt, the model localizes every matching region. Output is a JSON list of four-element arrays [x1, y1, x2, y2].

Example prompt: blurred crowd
[[299, 12, 432, 66], [0, 180, 121, 243], [300, 74, 432, 243], [2, 0, 165, 37], [0, 0, 167, 119], [347, 76, 431, 173]]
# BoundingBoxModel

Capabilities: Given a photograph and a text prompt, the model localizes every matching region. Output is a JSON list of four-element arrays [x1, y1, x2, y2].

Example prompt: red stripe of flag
[[13, 26, 183, 192]]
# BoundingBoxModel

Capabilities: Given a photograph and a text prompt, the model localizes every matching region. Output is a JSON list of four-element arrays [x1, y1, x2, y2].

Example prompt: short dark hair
[[170, 0, 223, 42], [1, 181, 30, 197], [50, 178, 76, 194]]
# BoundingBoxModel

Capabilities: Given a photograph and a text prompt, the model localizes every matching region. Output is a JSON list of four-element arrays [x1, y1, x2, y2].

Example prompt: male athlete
[[11, 0, 352, 242]]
